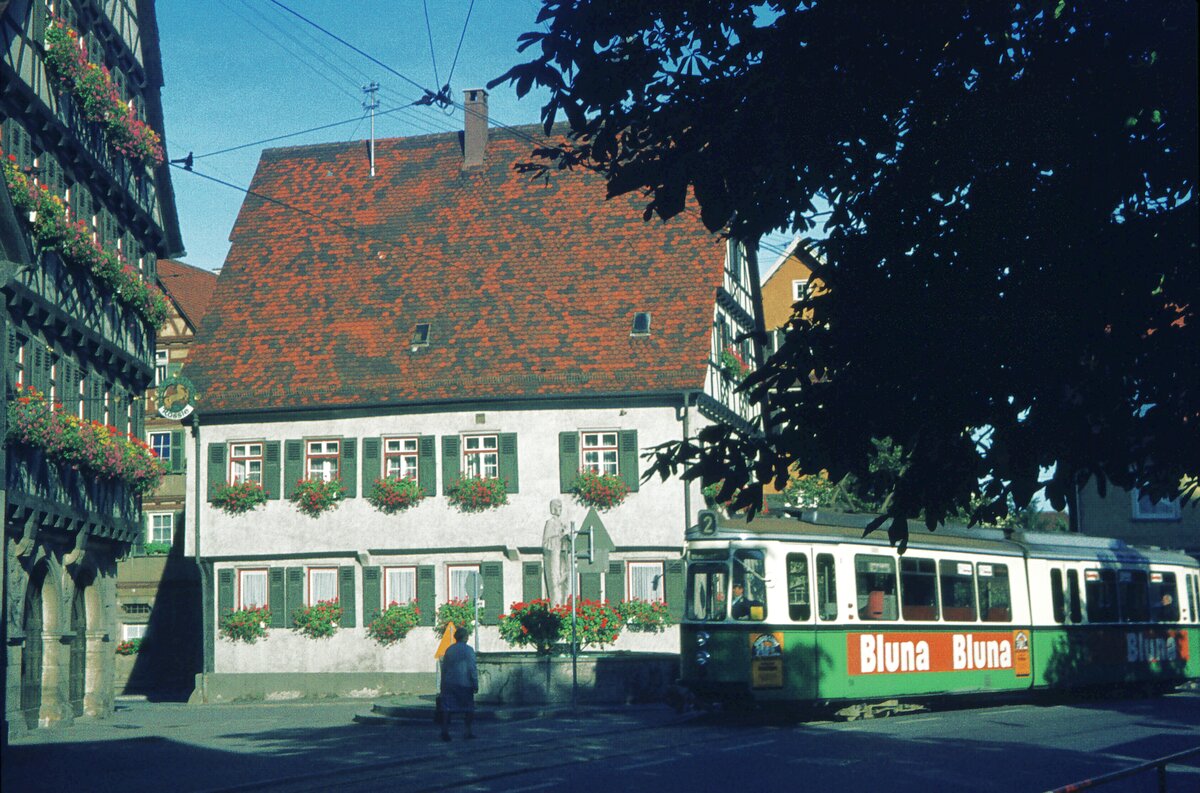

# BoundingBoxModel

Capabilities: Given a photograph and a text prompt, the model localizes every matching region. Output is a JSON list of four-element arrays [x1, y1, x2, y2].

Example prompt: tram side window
[[817, 553, 838, 621], [855, 555, 898, 621], [685, 563, 729, 622], [939, 560, 977, 621], [732, 549, 766, 621], [978, 563, 1012, 622], [1118, 570, 1149, 623], [1050, 569, 1065, 623], [900, 557, 938, 621], [1085, 569, 1118, 623], [1067, 569, 1082, 624], [787, 553, 811, 621], [1190, 575, 1199, 624], [1149, 572, 1179, 622]]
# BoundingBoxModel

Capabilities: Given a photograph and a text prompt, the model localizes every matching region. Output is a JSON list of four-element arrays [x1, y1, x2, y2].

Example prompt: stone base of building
[[477, 652, 679, 705], [188, 672, 437, 704]]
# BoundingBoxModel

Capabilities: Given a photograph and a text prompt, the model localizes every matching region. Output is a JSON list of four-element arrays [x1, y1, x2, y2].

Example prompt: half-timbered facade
[[1, 0, 183, 736], [184, 91, 760, 700]]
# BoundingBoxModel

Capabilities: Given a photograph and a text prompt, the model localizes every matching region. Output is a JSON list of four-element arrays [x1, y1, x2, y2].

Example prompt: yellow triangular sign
[[434, 622, 455, 659]]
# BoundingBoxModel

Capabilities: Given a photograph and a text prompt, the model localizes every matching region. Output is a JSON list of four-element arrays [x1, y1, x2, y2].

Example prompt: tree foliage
[[493, 1, 1198, 547]]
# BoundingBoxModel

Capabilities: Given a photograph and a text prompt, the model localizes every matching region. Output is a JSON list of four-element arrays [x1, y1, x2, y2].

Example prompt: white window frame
[[384, 437, 419, 480], [792, 278, 809, 302], [307, 567, 339, 606], [462, 435, 498, 480], [447, 564, 481, 602], [148, 512, 173, 545], [581, 431, 619, 476], [155, 349, 169, 386], [384, 566, 417, 607], [1132, 489, 1181, 521], [307, 439, 340, 481], [230, 442, 263, 485], [238, 569, 269, 610], [149, 430, 172, 465], [122, 623, 148, 641], [628, 561, 665, 603]]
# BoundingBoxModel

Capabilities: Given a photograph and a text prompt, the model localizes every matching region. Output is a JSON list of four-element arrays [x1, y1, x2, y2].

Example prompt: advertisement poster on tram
[[750, 632, 784, 688]]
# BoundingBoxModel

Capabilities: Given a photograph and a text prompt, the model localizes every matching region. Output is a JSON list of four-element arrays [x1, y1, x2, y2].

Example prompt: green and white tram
[[681, 511, 1199, 709]]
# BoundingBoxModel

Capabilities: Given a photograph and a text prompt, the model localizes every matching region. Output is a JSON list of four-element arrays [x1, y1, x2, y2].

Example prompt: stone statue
[[542, 498, 570, 606]]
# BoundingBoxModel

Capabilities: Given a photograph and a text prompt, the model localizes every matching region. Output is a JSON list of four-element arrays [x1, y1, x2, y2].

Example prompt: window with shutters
[[230, 443, 263, 484], [155, 349, 168, 385], [384, 566, 417, 606], [448, 564, 481, 601], [148, 512, 173, 545], [308, 567, 338, 606], [581, 431, 619, 476], [10, 330, 26, 388], [628, 561, 665, 602], [149, 431, 172, 465], [306, 440, 340, 481], [238, 569, 269, 609], [463, 435, 498, 479], [384, 437, 419, 480]]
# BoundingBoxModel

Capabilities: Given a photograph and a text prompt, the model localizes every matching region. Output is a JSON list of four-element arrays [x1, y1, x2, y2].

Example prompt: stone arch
[[67, 564, 97, 717], [31, 553, 72, 726]]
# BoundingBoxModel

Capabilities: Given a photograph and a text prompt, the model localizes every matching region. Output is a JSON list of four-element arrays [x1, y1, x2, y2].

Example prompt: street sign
[[576, 507, 615, 573]]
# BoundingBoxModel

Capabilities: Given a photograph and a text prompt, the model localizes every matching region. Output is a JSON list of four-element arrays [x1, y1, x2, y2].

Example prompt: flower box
[[291, 599, 343, 639], [212, 480, 269, 515], [572, 470, 630, 511], [367, 476, 425, 514], [367, 601, 421, 646], [446, 476, 507, 513], [290, 478, 345, 518]]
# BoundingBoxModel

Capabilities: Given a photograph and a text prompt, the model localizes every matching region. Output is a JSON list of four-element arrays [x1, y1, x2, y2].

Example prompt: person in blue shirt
[[440, 627, 478, 741]]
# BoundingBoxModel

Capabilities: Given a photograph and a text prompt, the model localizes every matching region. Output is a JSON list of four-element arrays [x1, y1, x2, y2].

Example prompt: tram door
[[782, 548, 819, 700]]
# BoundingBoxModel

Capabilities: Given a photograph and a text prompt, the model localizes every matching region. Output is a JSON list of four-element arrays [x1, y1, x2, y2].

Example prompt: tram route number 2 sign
[[750, 632, 785, 688]]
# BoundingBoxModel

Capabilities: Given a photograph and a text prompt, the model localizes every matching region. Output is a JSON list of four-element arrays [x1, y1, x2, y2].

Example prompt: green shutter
[[417, 565, 435, 626], [217, 569, 234, 616], [284, 440, 303, 499], [31, 344, 46, 394], [499, 432, 519, 494], [580, 571, 602, 602], [133, 515, 146, 556], [362, 437, 381, 495], [619, 430, 640, 492], [263, 441, 281, 499], [606, 560, 625, 604], [340, 438, 358, 498], [285, 567, 304, 627], [522, 561, 543, 603], [173, 511, 184, 546], [441, 436, 460, 495], [339, 566, 356, 627], [268, 569, 285, 627], [418, 435, 436, 497], [170, 430, 185, 473], [559, 432, 580, 494], [207, 443, 226, 501], [363, 566, 382, 625], [665, 559, 685, 621], [481, 562, 504, 625]]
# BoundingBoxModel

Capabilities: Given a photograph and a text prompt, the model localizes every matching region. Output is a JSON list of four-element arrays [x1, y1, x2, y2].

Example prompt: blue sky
[[156, 1, 797, 273]]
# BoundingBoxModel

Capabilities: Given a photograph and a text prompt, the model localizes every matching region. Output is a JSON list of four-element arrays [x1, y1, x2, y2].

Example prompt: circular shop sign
[[156, 373, 197, 420]]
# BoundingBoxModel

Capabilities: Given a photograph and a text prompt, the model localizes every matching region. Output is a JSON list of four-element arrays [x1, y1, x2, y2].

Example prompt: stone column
[[38, 632, 72, 727], [83, 630, 113, 717]]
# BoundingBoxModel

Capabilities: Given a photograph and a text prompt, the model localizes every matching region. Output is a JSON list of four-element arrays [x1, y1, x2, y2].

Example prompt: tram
[[680, 510, 1199, 710]]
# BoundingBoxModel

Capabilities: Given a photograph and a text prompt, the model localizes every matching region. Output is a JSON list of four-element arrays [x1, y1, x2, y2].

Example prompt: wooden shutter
[[480, 561, 503, 625], [522, 561, 543, 603], [417, 565, 435, 626], [133, 514, 146, 556], [285, 567, 304, 628], [283, 440, 303, 499], [338, 566, 356, 627], [619, 430, 640, 492], [441, 436, 460, 495], [499, 432, 519, 494], [605, 560, 625, 604], [361, 437, 381, 493], [580, 571, 602, 602], [30, 344, 46, 394], [418, 435, 436, 497], [217, 569, 234, 616], [31, 0, 47, 41], [665, 559, 685, 621], [206, 443, 225, 501], [363, 566, 382, 625], [559, 432, 579, 493], [263, 441, 281, 499], [268, 569, 285, 627], [341, 438, 357, 498], [170, 430, 185, 473]]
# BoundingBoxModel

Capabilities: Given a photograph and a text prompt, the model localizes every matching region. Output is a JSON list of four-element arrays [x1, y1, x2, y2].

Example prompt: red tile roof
[[187, 126, 726, 413], [158, 259, 217, 330]]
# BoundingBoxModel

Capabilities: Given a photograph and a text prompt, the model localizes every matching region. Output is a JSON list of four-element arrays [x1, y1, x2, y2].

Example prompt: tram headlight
[[695, 631, 710, 647], [695, 650, 711, 666]]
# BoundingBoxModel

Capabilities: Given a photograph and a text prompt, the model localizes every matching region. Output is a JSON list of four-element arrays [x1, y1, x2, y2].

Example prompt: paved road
[[3, 692, 1198, 792]]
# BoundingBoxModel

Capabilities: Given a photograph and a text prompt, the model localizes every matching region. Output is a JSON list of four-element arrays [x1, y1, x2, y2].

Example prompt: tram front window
[[732, 549, 767, 621], [686, 563, 729, 622]]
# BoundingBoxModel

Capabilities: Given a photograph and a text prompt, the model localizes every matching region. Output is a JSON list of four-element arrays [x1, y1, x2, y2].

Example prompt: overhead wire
[[422, 0, 441, 89], [444, 0, 476, 88]]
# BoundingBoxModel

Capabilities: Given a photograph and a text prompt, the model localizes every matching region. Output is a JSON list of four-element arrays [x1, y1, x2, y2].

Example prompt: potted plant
[[556, 598, 623, 649], [572, 469, 630, 511], [719, 344, 751, 382], [219, 606, 271, 644], [367, 601, 421, 646], [446, 476, 507, 513], [498, 599, 564, 655], [614, 599, 672, 633], [434, 597, 476, 635], [115, 638, 142, 656], [367, 477, 425, 514], [212, 480, 269, 515], [291, 599, 343, 639], [290, 478, 345, 518]]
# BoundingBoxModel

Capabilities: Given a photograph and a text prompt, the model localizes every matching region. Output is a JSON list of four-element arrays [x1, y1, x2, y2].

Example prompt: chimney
[[463, 88, 488, 169]]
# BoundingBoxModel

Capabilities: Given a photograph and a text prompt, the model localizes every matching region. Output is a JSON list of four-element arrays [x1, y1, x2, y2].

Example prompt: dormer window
[[411, 323, 430, 346], [631, 312, 651, 336]]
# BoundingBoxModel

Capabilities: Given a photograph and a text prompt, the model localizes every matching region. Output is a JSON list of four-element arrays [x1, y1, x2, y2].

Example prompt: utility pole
[[362, 81, 380, 177]]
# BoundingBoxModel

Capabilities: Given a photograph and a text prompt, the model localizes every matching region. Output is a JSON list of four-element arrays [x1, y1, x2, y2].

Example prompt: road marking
[[788, 757, 858, 767], [720, 739, 778, 752], [501, 780, 565, 792]]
